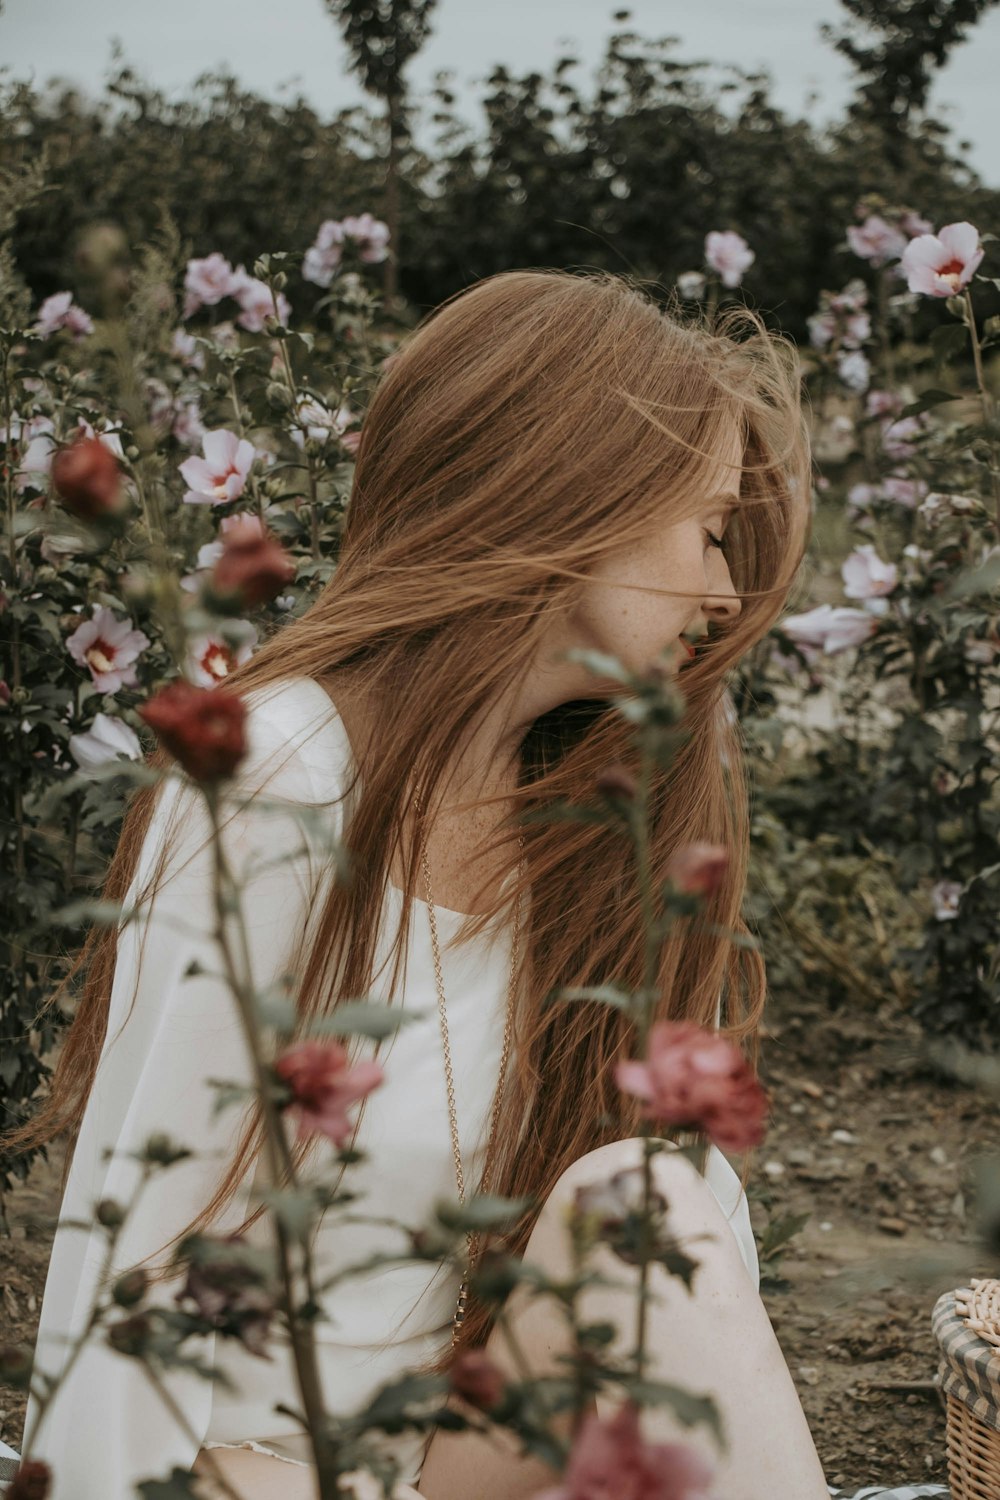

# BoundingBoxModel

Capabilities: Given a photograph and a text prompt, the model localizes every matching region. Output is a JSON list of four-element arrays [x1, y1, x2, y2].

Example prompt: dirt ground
[[1, 989, 997, 1493]]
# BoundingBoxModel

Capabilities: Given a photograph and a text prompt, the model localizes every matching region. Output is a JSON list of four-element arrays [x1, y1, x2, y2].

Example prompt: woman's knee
[[533, 1136, 743, 1270]]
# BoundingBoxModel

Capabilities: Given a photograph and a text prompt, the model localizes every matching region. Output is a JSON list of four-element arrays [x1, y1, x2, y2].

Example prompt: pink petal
[[937, 221, 981, 267], [234, 438, 257, 477], [202, 428, 239, 472], [179, 455, 213, 489], [615, 1060, 654, 1101]]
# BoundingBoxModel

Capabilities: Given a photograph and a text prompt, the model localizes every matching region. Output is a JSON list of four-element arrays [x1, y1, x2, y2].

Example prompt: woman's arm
[[20, 698, 331, 1500]]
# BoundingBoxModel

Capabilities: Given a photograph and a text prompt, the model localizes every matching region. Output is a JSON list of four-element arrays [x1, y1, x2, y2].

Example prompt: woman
[[4, 270, 948, 1500]]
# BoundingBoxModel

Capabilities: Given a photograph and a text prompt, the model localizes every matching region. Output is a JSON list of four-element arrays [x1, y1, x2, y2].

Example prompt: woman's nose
[[703, 569, 742, 624]]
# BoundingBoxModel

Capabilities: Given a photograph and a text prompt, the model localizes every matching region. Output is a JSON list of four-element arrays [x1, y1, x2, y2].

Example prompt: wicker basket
[[932, 1278, 1000, 1500]]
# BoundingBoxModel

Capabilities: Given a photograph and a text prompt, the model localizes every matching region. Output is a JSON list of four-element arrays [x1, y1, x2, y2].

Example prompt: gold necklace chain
[[413, 791, 525, 1346]]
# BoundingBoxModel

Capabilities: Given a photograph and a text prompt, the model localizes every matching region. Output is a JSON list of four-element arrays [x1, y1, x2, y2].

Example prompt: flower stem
[[963, 287, 1000, 542]]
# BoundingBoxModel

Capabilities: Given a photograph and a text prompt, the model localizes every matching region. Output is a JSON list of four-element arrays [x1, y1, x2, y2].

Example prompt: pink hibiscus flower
[[274, 1040, 384, 1146], [180, 429, 257, 506], [66, 605, 151, 692], [33, 291, 94, 339], [615, 1020, 770, 1153], [184, 626, 257, 687], [183, 253, 239, 317], [900, 221, 984, 297]]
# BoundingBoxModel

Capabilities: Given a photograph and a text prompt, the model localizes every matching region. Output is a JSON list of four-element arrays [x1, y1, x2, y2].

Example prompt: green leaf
[[622, 1377, 724, 1445], [930, 323, 969, 363], [50, 897, 135, 928], [137, 1467, 204, 1497], [309, 1001, 417, 1040], [435, 1193, 533, 1232], [757, 1210, 811, 1262], [549, 983, 637, 1013], [896, 389, 960, 419], [651, 1237, 701, 1289]]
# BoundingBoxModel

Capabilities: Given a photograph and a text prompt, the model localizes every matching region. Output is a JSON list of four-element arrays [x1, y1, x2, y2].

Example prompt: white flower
[[931, 880, 962, 920], [779, 603, 878, 654], [69, 712, 142, 773], [837, 349, 871, 392], [842, 544, 898, 601], [179, 429, 257, 506], [704, 230, 755, 288], [676, 271, 707, 300]]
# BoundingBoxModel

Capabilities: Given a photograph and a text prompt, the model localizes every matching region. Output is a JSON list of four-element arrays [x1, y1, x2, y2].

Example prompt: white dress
[[19, 675, 759, 1498]]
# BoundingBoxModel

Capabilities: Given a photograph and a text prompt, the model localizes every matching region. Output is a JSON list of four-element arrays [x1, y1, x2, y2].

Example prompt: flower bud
[[138, 681, 248, 784], [449, 1349, 507, 1411], [107, 1311, 154, 1357], [0, 1343, 34, 1388], [96, 1197, 126, 1228], [113, 1269, 149, 1308], [4, 1456, 52, 1499], [51, 435, 126, 522], [595, 763, 637, 801]]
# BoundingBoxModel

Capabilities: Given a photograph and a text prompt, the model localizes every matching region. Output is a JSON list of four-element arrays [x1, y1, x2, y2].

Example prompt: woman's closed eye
[[704, 529, 725, 550]]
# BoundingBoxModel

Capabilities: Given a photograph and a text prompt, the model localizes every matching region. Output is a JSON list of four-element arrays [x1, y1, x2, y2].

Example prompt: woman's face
[[566, 431, 744, 681]]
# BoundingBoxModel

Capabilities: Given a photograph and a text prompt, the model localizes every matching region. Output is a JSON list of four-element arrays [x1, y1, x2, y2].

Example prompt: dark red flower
[[208, 513, 296, 609], [138, 679, 247, 782], [5, 1458, 52, 1500], [449, 1348, 507, 1411], [51, 435, 124, 521]]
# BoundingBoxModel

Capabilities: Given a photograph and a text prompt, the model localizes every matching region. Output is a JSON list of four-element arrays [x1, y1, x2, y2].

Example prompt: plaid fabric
[[827, 1489, 949, 1498], [932, 1286, 1000, 1435]]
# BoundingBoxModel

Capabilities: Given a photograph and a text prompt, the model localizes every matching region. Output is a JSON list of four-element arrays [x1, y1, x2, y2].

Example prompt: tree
[[322, 0, 439, 306], [820, 0, 1000, 168]]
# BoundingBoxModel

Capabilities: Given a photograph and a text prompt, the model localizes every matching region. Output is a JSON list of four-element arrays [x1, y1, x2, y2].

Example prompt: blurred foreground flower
[[616, 1020, 769, 1152], [66, 605, 150, 692], [173, 1233, 277, 1358], [274, 1040, 383, 1146], [51, 434, 125, 521], [664, 842, 728, 898], [208, 514, 297, 609], [138, 679, 247, 782], [180, 429, 256, 506], [900, 221, 984, 297], [536, 1401, 715, 1500], [5, 1455, 52, 1499], [68, 712, 142, 773], [449, 1349, 508, 1411]]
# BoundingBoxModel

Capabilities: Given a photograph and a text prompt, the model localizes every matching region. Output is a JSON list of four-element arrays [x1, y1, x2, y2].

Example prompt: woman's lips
[[682, 640, 697, 659]]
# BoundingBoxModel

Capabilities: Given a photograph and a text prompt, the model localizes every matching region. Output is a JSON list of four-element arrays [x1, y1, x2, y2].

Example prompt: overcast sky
[[2, 0, 997, 186]]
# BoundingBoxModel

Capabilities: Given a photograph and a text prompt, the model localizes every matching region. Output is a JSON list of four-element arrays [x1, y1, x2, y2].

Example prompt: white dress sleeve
[[20, 686, 335, 1500]]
